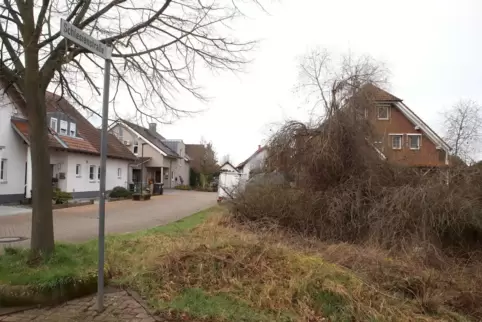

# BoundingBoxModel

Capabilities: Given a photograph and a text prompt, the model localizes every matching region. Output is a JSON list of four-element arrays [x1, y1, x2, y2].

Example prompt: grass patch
[[0, 206, 472, 320], [166, 288, 286, 321], [0, 243, 97, 287], [0, 207, 216, 306], [107, 206, 468, 321]]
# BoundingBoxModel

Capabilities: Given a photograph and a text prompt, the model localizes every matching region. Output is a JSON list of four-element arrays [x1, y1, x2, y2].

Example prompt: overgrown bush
[[109, 186, 132, 199], [175, 185, 192, 190], [231, 111, 482, 254], [52, 188, 72, 204]]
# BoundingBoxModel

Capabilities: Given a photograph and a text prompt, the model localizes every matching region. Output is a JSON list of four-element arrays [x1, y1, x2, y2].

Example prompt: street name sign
[[60, 19, 111, 59]]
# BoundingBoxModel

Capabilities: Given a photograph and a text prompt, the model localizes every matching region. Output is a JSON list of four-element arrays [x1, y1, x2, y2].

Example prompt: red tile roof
[[11, 118, 64, 148], [359, 83, 402, 102], [1, 77, 135, 161], [60, 136, 98, 153]]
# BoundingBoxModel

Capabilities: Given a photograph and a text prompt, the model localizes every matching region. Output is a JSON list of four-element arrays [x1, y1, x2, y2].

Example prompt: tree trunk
[[24, 46, 54, 256]]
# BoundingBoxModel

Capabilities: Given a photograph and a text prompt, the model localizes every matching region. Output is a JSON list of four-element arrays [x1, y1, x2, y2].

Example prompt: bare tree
[[443, 99, 482, 164], [0, 0, 264, 255], [295, 47, 389, 119], [268, 49, 389, 182]]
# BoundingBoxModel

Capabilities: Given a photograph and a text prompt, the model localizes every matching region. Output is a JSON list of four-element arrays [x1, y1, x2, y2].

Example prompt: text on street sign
[[60, 19, 111, 59]]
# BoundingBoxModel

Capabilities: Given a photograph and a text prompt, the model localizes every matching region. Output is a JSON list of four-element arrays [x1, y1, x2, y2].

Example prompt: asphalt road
[[0, 190, 217, 248]]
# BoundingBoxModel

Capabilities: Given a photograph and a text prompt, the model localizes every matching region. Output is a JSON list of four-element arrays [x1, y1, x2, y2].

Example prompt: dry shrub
[[112, 214, 460, 321], [230, 103, 482, 319], [231, 109, 482, 252]]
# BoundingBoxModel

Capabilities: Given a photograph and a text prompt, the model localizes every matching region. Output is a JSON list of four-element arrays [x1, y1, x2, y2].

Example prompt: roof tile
[[0, 78, 135, 161]]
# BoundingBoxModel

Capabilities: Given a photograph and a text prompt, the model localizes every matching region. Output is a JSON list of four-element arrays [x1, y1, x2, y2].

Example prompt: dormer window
[[50, 118, 58, 131], [59, 120, 68, 135], [69, 122, 76, 137], [377, 104, 390, 120]]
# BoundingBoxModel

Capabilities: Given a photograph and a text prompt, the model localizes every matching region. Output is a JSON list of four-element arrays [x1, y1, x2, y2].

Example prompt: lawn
[[0, 206, 471, 321]]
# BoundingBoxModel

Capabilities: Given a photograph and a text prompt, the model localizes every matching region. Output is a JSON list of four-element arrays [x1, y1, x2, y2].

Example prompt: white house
[[109, 120, 190, 189], [237, 145, 268, 182], [0, 79, 136, 204], [220, 162, 238, 173]]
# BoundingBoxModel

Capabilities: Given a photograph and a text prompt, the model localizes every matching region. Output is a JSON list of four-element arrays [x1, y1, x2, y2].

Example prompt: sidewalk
[[0, 206, 31, 217], [0, 290, 156, 322]]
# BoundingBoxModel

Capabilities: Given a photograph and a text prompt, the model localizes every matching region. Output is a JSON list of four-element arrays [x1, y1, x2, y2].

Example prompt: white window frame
[[75, 164, 81, 177], [117, 167, 122, 178], [407, 134, 422, 150], [69, 122, 76, 137], [97, 166, 101, 181], [89, 165, 96, 181], [133, 140, 139, 155], [59, 120, 68, 135], [0, 158, 6, 183], [377, 104, 390, 120], [50, 118, 58, 131], [389, 134, 403, 150]]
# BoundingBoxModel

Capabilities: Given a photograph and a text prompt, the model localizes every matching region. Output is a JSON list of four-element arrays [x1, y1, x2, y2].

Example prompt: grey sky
[[120, 0, 482, 164]]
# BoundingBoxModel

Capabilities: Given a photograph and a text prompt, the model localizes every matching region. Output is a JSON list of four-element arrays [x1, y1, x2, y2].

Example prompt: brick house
[[361, 84, 451, 167]]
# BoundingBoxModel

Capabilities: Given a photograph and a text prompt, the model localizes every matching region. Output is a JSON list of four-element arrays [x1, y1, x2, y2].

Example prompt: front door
[[132, 169, 141, 183], [155, 170, 161, 183]]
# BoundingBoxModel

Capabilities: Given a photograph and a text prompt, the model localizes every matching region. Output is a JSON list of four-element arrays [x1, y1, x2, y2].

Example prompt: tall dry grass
[[229, 103, 482, 319]]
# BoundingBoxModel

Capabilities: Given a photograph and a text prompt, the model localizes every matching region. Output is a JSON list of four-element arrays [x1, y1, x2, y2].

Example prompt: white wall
[[0, 93, 27, 202], [241, 149, 268, 179], [64, 153, 129, 194]]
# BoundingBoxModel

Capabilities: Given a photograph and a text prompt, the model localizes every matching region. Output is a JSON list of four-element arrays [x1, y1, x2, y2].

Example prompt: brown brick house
[[361, 84, 451, 167]]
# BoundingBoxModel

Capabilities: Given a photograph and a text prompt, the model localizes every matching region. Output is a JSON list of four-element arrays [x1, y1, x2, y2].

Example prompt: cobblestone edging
[[0, 290, 158, 321]]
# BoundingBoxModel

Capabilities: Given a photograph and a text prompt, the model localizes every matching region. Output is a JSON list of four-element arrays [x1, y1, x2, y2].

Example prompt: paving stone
[[0, 291, 158, 322]]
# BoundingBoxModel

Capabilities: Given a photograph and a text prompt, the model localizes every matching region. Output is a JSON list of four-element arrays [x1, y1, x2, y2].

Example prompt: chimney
[[258, 145, 261, 151], [149, 123, 157, 133]]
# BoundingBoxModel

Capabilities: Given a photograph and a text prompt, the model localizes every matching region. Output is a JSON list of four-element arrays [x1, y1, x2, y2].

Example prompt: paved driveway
[[0, 190, 217, 248]]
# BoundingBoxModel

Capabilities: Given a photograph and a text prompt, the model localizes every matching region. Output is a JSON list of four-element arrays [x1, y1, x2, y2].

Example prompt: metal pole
[[141, 144, 144, 194], [97, 57, 111, 312]]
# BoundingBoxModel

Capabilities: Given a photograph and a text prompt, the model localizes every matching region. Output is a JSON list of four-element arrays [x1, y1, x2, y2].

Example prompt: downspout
[[169, 159, 172, 188]]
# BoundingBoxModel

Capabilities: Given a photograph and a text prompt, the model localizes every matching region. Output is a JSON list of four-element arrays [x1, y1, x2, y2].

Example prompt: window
[[50, 118, 58, 131], [69, 122, 76, 137], [98, 166, 101, 180], [75, 164, 81, 177], [89, 165, 96, 181], [391, 135, 402, 150], [377, 104, 389, 120], [0, 159, 6, 182], [133, 141, 139, 154], [59, 120, 68, 135], [117, 168, 122, 178], [408, 134, 421, 150]]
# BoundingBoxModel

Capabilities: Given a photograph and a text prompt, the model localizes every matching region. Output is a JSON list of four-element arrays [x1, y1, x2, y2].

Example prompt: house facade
[[0, 80, 136, 204], [237, 145, 268, 182], [109, 120, 190, 189], [362, 84, 451, 167]]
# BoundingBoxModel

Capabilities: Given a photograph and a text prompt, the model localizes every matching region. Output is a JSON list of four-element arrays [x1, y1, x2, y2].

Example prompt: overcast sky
[[111, 0, 482, 164]]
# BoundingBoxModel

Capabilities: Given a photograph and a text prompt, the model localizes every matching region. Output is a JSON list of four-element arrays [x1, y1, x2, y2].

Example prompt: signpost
[[60, 19, 112, 312]]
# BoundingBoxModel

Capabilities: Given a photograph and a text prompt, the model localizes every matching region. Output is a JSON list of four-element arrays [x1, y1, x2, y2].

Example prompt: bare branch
[[443, 99, 482, 164]]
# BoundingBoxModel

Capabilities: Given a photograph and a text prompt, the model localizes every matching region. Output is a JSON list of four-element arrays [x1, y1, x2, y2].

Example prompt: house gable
[[220, 162, 238, 173], [363, 85, 450, 167]]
